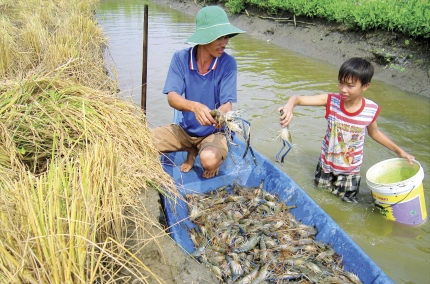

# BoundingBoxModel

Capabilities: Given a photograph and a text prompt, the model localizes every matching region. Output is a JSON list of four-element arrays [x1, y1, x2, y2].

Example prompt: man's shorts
[[152, 124, 228, 159], [314, 159, 360, 203]]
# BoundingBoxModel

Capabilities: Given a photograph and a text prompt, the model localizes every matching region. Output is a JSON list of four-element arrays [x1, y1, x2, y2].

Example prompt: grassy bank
[[222, 0, 430, 39], [0, 0, 176, 282]]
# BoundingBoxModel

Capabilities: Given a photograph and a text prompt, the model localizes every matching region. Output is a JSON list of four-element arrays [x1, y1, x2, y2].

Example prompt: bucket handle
[[374, 184, 416, 209]]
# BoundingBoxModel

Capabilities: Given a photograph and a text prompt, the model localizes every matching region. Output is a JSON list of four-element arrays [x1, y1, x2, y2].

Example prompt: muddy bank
[[152, 0, 430, 97]]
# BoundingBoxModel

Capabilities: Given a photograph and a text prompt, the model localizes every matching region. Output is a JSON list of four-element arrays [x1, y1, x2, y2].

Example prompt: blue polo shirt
[[163, 46, 238, 137]]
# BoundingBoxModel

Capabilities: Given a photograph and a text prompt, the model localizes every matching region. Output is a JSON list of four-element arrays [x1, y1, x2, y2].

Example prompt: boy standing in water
[[278, 57, 414, 203]]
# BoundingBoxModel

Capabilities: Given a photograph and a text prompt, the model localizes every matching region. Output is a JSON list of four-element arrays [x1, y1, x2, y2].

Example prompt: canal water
[[96, 0, 430, 282]]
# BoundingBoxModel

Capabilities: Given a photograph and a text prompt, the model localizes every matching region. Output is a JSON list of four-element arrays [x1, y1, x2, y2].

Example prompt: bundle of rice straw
[[0, 0, 182, 281]]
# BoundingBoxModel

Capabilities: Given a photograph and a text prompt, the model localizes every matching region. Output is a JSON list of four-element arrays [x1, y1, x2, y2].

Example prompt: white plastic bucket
[[366, 158, 427, 225]]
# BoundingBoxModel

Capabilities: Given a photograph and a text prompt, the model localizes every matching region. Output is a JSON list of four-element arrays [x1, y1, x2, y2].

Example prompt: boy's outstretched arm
[[367, 120, 415, 164], [278, 94, 328, 127]]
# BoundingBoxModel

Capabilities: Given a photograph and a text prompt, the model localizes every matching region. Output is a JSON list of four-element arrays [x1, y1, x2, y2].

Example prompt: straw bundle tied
[[0, 0, 180, 282]]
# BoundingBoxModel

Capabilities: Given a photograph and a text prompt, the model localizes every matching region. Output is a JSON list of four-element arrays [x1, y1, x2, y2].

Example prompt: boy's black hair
[[338, 57, 374, 86]]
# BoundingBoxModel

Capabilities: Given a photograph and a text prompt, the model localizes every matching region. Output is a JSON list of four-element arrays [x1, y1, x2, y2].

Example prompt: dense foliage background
[[220, 0, 430, 38]]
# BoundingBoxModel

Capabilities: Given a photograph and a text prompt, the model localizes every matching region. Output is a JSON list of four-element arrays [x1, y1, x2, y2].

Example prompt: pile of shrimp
[[186, 181, 362, 283]]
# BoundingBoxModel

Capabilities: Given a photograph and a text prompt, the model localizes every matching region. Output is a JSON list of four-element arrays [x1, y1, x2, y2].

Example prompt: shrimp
[[342, 271, 363, 284], [276, 110, 293, 163], [192, 239, 211, 257], [249, 263, 270, 284], [226, 254, 244, 281], [232, 234, 261, 253], [235, 265, 259, 284], [186, 183, 365, 283], [210, 109, 257, 165]]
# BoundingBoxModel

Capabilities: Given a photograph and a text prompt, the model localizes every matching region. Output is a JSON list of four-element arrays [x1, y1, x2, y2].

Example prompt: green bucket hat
[[186, 6, 245, 45]]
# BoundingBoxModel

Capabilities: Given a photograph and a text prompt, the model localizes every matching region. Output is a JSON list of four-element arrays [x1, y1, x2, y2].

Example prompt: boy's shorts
[[152, 124, 228, 159], [314, 159, 360, 203]]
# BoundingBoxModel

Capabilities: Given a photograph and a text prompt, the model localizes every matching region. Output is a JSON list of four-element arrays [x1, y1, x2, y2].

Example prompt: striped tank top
[[321, 94, 380, 175]]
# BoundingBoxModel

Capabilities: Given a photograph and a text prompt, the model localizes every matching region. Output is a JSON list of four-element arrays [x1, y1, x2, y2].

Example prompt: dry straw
[[0, 0, 179, 282], [0, 0, 113, 91]]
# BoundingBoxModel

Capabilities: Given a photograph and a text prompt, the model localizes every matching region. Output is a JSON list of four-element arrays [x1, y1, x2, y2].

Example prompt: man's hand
[[193, 102, 216, 126]]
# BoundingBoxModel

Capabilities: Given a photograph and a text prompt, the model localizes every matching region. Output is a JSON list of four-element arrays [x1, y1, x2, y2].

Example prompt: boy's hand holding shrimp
[[278, 105, 294, 128]]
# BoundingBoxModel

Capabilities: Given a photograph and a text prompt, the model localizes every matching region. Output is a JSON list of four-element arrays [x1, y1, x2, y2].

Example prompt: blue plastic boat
[[160, 136, 393, 284]]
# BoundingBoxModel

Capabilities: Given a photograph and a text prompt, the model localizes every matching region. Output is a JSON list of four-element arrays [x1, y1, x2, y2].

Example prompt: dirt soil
[[137, 1, 430, 283]]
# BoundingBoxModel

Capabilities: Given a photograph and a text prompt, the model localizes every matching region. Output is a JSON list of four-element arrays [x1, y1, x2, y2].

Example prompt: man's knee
[[200, 146, 223, 169]]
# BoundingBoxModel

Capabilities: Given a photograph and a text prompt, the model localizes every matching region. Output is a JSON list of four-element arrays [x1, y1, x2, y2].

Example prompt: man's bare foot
[[180, 162, 193, 172], [180, 149, 197, 173], [202, 168, 219, 178]]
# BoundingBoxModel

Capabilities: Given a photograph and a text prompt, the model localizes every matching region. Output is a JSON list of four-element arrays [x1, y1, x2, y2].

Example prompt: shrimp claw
[[239, 118, 257, 166], [276, 110, 292, 164], [276, 136, 292, 163]]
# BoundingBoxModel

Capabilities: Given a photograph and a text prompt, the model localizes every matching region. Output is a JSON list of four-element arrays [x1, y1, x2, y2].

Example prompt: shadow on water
[[97, 0, 430, 283]]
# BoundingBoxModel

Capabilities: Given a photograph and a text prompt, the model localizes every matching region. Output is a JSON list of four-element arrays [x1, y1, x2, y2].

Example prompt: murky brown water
[[97, 0, 430, 282]]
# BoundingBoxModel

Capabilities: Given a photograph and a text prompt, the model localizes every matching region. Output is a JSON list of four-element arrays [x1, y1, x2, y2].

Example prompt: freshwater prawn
[[276, 110, 293, 163], [210, 109, 257, 165], [186, 181, 363, 284]]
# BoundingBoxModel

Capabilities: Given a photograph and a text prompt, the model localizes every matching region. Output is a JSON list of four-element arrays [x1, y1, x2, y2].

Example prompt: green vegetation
[[222, 0, 430, 38], [1, 0, 177, 282]]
